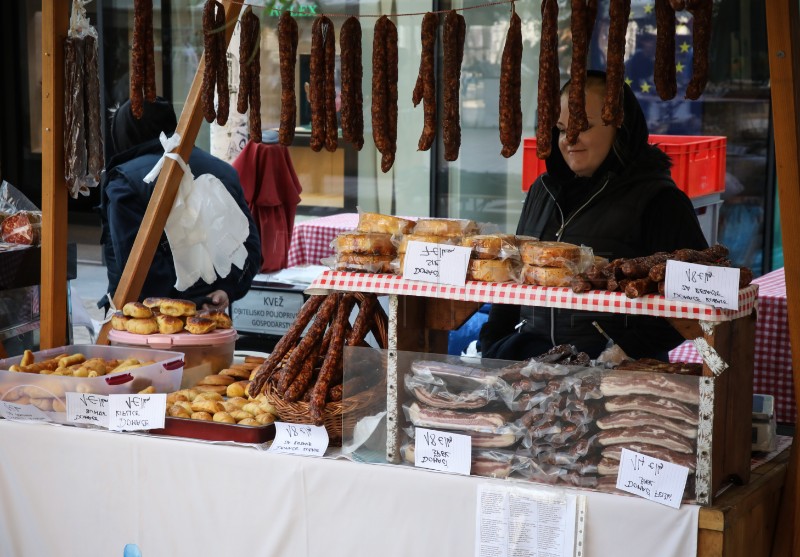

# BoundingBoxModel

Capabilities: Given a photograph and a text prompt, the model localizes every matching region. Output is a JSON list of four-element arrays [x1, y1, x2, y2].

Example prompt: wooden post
[[40, 0, 71, 349], [765, 1, 800, 554], [96, 0, 242, 344]]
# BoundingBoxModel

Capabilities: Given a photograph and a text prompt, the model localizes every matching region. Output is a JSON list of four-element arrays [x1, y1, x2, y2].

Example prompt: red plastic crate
[[521, 135, 727, 199]]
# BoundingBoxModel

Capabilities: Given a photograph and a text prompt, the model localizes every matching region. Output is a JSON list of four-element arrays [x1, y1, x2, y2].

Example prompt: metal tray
[[149, 417, 275, 444]]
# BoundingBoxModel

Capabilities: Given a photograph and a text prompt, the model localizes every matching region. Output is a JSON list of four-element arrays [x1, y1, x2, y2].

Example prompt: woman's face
[[556, 88, 617, 177]]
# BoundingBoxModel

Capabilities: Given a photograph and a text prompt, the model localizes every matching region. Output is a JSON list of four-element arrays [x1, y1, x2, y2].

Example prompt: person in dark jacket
[[480, 71, 708, 361], [98, 98, 261, 311]]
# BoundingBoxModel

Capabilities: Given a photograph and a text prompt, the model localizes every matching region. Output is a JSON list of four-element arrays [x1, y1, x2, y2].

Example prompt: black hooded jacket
[[480, 76, 708, 361]]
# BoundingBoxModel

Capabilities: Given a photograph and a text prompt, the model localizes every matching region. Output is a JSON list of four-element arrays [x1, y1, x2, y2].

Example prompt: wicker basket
[[264, 377, 386, 441]]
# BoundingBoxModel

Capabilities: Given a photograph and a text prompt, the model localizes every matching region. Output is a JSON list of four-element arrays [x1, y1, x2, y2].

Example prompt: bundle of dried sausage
[[654, 0, 677, 100], [84, 35, 104, 182], [340, 17, 364, 150], [442, 10, 466, 162], [372, 16, 399, 172], [601, 0, 631, 128], [536, 0, 560, 159], [414, 13, 438, 152], [64, 37, 87, 195], [685, 0, 713, 100], [566, 0, 590, 144], [499, 10, 523, 158], [277, 11, 298, 145]]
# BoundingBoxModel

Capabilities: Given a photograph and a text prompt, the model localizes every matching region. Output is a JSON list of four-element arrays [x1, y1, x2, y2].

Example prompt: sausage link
[[385, 18, 399, 167], [215, 1, 230, 126], [277, 12, 299, 144], [685, 0, 712, 100], [346, 294, 377, 346], [84, 35, 104, 181], [328, 384, 343, 403], [237, 8, 253, 115], [322, 17, 338, 152], [248, 18, 261, 143], [310, 16, 327, 152], [284, 342, 321, 402], [131, 0, 148, 119], [499, 11, 523, 158], [340, 17, 364, 150], [654, 0, 677, 100], [417, 13, 438, 152], [372, 17, 392, 162], [649, 262, 667, 282], [443, 11, 466, 162], [601, 0, 631, 127], [625, 278, 658, 298], [201, 0, 218, 123], [144, 0, 157, 103], [620, 252, 670, 278], [536, 0, 559, 159], [566, 0, 589, 143], [658, 281, 666, 296]]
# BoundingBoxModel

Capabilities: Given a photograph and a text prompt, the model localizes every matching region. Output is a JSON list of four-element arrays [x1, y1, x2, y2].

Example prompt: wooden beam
[[764, 1, 800, 554], [40, 0, 71, 349], [97, 0, 241, 344]]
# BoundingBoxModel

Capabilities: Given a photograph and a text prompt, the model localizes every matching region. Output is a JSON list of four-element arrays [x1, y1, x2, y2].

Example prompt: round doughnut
[[122, 302, 153, 319], [125, 317, 159, 335], [199, 310, 233, 329], [156, 314, 184, 335], [185, 316, 216, 334], [198, 374, 236, 386], [160, 298, 197, 317], [110, 312, 129, 331], [142, 297, 166, 310], [356, 212, 415, 235], [333, 232, 395, 255]]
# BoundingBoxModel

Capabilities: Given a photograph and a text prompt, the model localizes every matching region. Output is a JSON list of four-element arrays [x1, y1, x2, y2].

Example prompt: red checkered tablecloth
[[670, 267, 795, 423], [286, 213, 359, 267]]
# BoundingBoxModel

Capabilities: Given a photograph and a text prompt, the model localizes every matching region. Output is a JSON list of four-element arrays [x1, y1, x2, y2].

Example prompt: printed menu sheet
[[475, 484, 585, 557]]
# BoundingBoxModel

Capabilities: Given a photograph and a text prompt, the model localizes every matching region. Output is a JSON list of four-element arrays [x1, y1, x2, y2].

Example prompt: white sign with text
[[0, 401, 52, 423], [108, 394, 167, 431], [615, 448, 690, 509], [403, 241, 472, 287], [665, 260, 740, 310], [269, 422, 329, 456], [414, 427, 472, 475], [66, 392, 110, 427]]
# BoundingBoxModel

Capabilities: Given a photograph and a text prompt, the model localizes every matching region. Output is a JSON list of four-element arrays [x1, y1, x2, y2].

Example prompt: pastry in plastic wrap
[[397, 233, 454, 254], [461, 234, 517, 260], [412, 218, 478, 238], [333, 232, 395, 255], [520, 240, 581, 267], [336, 253, 395, 273], [521, 264, 574, 287], [468, 259, 517, 282], [356, 212, 415, 235]]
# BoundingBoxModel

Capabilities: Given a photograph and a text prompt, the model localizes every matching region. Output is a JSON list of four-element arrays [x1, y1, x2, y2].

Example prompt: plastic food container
[[0, 344, 184, 424], [108, 329, 237, 388]]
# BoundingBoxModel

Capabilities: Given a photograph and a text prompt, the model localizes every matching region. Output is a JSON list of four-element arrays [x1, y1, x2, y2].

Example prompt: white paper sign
[[66, 392, 110, 427], [269, 422, 329, 456], [615, 448, 690, 509], [475, 484, 580, 557], [0, 401, 52, 423], [403, 241, 472, 287], [665, 260, 740, 310], [108, 394, 167, 431], [414, 427, 472, 475]]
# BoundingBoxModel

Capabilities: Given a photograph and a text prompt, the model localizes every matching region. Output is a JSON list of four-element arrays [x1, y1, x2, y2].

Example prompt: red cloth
[[232, 141, 302, 272]]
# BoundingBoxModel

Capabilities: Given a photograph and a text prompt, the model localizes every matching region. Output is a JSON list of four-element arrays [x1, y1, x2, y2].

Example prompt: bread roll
[[226, 381, 248, 398], [461, 234, 517, 260], [237, 418, 261, 427], [520, 241, 581, 267], [212, 411, 236, 424], [185, 316, 216, 334], [220, 367, 251, 380], [125, 317, 159, 335], [199, 309, 233, 329], [522, 264, 575, 287], [229, 409, 254, 421], [160, 299, 197, 317], [190, 411, 213, 421], [156, 314, 184, 334], [110, 312, 130, 331], [191, 399, 225, 414], [335, 253, 394, 273], [468, 259, 517, 282], [333, 232, 395, 255], [256, 413, 276, 425], [142, 297, 166, 310], [168, 405, 191, 418], [194, 391, 223, 401], [199, 374, 235, 386], [193, 384, 227, 395], [123, 302, 153, 318], [357, 212, 415, 235]]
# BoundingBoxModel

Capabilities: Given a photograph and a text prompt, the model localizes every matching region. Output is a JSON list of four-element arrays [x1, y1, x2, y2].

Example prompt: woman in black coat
[[480, 71, 708, 361]]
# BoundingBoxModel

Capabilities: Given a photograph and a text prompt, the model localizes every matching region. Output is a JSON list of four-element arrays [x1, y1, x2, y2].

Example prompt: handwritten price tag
[[616, 448, 690, 509], [665, 260, 740, 310], [414, 427, 472, 475], [269, 422, 329, 456], [0, 401, 52, 423], [402, 241, 472, 287], [66, 392, 110, 427], [108, 394, 167, 431]]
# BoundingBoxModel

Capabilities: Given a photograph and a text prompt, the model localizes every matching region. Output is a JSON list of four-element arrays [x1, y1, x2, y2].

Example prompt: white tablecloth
[[0, 421, 699, 557]]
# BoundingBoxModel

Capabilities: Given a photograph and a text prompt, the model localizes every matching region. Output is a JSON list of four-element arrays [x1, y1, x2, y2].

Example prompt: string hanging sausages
[[685, 0, 712, 100], [340, 17, 364, 150], [536, 0, 559, 159], [414, 12, 438, 152], [372, 16, 398, 172], [566, 0, 590, 144], [443, 10, 466, 162], [654, 0, 677, 100], [499, 9, 522, 158], [601, 0, 631, 128], [277, 11, 299, 145]]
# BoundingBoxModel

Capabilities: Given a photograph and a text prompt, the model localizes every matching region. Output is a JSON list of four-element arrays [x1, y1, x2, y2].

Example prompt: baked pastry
[[198, 374, 236, 386], [191, 399, 225, 414], [522, 264, 574, 287], [168, 405, 191, 418], [142, 297, 166, 310], [357, 212, 415, 235], [412, 218, 478, 238], [190, 411, 213, 421], [237, 418, 260, 427], [333, 232, 395, 255], [193, 384, 228, 395], [193, 391, 223, 401], [212, 411, 236, 424], [520, 241, 582, 268], [160, 299, 197, 317], [461, 234, 517, 260], [514, 235, 539, 245], [110, 312, 129, 331], [122, 302, 153, 319], [468, 259, 517, 282], [336, 253, 395, 273], [397, 233, 453, 254], [156, 314, 184, 335], [125, 317, 159, 335], [199, 309, 233, 329], [220, 367, 251, 380], [226, 381, 247, 398], [185, 316, 216, 334]]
